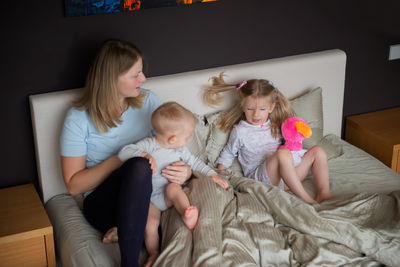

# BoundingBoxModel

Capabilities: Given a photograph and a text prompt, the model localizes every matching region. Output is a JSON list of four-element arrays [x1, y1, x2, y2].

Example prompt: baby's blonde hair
[[203, 72, 295, 137], [151, 102, 196, 136]]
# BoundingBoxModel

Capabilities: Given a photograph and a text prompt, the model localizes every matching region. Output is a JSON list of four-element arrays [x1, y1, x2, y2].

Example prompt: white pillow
[[187, 113, 210, 162], [290, 87, 323, 149]]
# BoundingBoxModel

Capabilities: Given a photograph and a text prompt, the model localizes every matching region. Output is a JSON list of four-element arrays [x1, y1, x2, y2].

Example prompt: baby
[[118, 101, 228, 267]]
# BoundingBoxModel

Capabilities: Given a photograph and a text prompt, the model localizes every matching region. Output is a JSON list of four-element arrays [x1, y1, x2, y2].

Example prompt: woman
[[60, 39, 192, 267]]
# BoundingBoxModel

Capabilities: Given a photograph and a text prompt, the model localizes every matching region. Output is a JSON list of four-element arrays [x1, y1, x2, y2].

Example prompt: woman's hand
[[162, 161, 192, 185], [141, 152, 157, 174]]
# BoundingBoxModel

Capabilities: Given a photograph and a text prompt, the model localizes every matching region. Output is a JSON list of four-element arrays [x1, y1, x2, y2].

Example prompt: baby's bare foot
[[144, 252, 159, 267], [183, 206, 198, 230], [102, 227, 118, 243]]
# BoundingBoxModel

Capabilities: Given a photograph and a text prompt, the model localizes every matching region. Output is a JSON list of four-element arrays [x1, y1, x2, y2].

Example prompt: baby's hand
[[217, 164, 227, 170], [210, 173, 229, 190], [141, 152, 157, 174]]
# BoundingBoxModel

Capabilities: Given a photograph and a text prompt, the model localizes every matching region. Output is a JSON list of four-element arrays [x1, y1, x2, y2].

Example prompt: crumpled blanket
[[46, 135, 400, 267], [156, 173, 400, 266], [155, 132, 400, 267]]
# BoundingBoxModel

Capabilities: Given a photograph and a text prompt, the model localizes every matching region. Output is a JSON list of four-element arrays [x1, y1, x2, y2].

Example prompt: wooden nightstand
[[0, 184, 56, 267], [345, 107, 400, 174]]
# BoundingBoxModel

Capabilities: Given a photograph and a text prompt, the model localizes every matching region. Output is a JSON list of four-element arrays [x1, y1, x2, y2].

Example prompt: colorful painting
[[65, 0, 218, 17]]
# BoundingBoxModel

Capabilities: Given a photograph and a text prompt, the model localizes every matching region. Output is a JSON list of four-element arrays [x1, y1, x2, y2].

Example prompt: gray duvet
[[46, 135, 400, 266], [158, 134, 400, 266]]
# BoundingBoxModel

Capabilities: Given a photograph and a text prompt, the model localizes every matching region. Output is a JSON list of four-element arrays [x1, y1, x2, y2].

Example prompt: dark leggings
[[83, 157, 152, 267]]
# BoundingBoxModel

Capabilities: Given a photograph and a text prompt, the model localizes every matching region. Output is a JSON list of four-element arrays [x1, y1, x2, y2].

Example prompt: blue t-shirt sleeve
[[143, 89, 162, 136], [60, 90, 160, 160], [60, 108, 88, 157], [144, 89, 162, 113]]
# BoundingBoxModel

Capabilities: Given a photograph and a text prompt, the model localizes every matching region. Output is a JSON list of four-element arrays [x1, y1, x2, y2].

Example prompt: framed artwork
[[65, 0, 218, 17]]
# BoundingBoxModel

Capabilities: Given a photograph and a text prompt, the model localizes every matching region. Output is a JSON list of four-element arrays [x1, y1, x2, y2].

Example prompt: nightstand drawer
[[0, 184, 56, 267], [0, 236, 47, 266], [393, 144, 400, 174], [345, 107, 400, 173]]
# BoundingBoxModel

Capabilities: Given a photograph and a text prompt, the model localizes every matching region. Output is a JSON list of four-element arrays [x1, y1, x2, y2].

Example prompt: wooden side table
[[0, 184, 56, 267], [345, 106, 400, 174]]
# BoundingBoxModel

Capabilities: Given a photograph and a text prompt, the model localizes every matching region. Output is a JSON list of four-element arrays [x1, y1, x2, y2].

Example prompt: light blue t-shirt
[[60, 89, 161, 168]]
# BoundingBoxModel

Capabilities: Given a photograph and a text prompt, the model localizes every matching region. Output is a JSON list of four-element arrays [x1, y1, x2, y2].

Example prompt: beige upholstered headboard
[[29, 49, 346, 203]]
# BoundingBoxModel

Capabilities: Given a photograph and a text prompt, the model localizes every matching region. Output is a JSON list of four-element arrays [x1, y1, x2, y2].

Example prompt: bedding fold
[[155, 135, 400, 266]]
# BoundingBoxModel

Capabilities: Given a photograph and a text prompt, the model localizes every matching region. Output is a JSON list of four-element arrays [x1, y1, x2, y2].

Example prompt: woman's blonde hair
[[151, 102, 196, 136], [73, 39, 146, 132], [203, 73, 295, 137]]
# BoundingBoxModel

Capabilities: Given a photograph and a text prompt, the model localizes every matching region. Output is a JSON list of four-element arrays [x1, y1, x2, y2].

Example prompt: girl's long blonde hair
[[203, 73, 295, 137], [73, 39, 146, 133]]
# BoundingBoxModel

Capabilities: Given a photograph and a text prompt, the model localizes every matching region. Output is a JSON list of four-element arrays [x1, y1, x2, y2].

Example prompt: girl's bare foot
[[144, 252, 159, 267], [102, 227, 118, 243], [315, 190, 334, 203], [282, 184, 316, 204], [305, 198, 318, 204], [183, 206, 198, 230]]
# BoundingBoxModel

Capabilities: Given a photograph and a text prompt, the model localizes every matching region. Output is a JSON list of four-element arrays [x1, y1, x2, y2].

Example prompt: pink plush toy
[[279, 116, 312, 151]]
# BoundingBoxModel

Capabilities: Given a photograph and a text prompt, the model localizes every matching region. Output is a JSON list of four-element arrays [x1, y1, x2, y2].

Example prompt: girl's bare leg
[[296, 146, 333, 203], [165, 183, 198, 229], [144, 203, 161, 267], [266, 149, 316, 204]]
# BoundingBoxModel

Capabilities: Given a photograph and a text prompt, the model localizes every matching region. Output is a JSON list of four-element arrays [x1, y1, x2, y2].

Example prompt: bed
[[29, 49, 400, 266]]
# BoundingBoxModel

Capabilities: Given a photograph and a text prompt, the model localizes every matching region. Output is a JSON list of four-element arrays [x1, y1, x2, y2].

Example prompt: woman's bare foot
[[183, 206, 198, 230], [315, 190, 334, 203], [144, 252, 159, 267], [102, 227, 118, 243]]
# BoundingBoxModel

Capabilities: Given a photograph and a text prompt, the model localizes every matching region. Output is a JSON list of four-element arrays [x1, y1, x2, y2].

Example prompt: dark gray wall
[[1, 0, 399, 188]]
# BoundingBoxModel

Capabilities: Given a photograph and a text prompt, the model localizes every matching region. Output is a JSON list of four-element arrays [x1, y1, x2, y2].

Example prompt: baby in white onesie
[[118, 101, 228, 267]]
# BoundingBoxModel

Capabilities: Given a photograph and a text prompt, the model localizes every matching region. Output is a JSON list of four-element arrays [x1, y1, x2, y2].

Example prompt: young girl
[[204, 73, 333, 204]]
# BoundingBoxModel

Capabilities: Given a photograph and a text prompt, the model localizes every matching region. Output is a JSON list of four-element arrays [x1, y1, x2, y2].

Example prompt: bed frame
[[30, 49, 346, 204], [29, 49, 400, 267]]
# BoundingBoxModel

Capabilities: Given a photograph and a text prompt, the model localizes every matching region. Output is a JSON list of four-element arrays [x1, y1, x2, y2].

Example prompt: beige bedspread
[[46, 135, 400, 267], [155, 135, 400, 267]]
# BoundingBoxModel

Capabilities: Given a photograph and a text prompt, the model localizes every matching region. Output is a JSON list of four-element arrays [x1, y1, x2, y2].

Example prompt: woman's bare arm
[[61, 155, 123, 196]]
